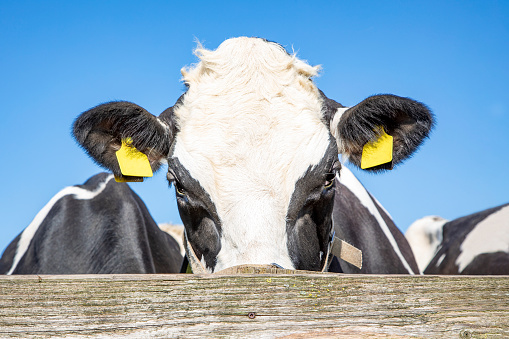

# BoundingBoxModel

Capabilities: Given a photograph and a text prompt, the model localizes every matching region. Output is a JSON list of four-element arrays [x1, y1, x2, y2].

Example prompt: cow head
[[73, 37, 433, 273]]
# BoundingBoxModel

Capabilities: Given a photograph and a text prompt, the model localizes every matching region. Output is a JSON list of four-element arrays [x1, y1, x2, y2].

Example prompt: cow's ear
[[73, 101, 173, 177], [331, 95, 434, 171]]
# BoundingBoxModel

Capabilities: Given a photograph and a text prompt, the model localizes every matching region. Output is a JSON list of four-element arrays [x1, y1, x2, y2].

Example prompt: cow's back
[[423, 203, 509, 275], [330, 167, 420, 274], [0, 173, 183, 274]]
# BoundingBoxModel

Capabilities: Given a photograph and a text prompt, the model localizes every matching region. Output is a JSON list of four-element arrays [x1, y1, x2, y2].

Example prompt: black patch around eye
[[287, 141, 338, 216], [175, 182, 186, 197], [167, 157, 221, 230], [166, 171, 186, 199], [167, 157, 223, 271], [285, 139, 338, 270], [324, 161, 341, 190], [166, 170, 185, 196]]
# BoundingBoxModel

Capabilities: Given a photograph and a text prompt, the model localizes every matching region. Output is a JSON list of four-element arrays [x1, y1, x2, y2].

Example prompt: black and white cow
[[2, 37, 432, 274], [406, 203, 509, 274], [333, 166, 419, 274], [0, 173, 183, 274]]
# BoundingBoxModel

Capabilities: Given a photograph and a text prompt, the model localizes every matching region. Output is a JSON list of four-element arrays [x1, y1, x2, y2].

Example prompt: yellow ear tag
[[113, 175, 144, 183], [361, 128, 393, 169], [115, 138, 153, 178]]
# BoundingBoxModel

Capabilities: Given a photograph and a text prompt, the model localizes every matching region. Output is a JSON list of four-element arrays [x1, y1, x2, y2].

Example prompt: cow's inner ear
[[73, 101, 174, 177], [333, 94, 434, 171]]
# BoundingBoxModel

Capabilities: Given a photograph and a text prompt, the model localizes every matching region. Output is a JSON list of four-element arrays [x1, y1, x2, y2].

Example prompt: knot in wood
[[459, 329, 473, 338]]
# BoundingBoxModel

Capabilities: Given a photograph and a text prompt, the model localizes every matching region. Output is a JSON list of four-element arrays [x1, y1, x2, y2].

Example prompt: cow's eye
[[175, 183, 186, 197], [324, 161, 340, 190], [167, 171, 186, 197], [324, 173, 336, 189]]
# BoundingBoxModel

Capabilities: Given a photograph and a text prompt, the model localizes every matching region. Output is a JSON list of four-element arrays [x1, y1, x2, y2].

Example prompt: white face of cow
[[169, 38, 338, 272], [73, 36, 434, 273]]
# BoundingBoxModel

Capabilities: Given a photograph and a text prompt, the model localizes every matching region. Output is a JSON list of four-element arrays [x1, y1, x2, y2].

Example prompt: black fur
[[319, 89, 345, 130], [159, 94, 184, 135], [0, 173, 183, 274], [336, 94, 434, 171], [169, 158, 222, 272], [332, 181, 419, 274], [285, 140, 338, 271], [73, 101, 174, 177]]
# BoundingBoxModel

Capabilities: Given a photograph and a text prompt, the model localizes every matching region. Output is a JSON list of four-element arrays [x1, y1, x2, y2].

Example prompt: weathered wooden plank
[[0, 274, 508, 338]]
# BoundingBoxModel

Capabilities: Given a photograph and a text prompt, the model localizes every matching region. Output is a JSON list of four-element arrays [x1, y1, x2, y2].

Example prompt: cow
[[0, 173, 183, 274], [2, 37, 432, 274], [333, 166, 419, 274], [406, 203, 509, 275], [404, 215, 448, 272]]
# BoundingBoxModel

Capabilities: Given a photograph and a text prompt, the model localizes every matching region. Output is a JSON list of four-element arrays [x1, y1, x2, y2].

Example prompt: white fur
[[173, 37, 330, 271], [330, 107, 349, 154], [405, 216, 448, 272], [456, 205, 509, 272], [7, 175, 114, 275], [339, 166, 417, 274]]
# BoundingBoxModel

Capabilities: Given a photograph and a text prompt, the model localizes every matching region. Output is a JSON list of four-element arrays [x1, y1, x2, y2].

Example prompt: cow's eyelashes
[[167, 171, 187, 197], [166, 171, 176, 183], [324, 162, 340, 190]]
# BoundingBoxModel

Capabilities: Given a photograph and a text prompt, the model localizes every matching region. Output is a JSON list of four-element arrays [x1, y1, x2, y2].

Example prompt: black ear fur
[[73, 101, 173, 176], [337, 94, 434, 171]]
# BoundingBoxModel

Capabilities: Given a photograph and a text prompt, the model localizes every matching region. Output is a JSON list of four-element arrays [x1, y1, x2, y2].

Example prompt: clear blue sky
[[1, 1, 508, 253]]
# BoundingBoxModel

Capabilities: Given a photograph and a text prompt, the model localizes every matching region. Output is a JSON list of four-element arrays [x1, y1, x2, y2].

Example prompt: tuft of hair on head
[[180, 37, 321, 89]]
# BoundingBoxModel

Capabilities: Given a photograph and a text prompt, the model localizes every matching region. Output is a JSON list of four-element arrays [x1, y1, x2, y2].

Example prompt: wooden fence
[[1, 270, 508, 338]]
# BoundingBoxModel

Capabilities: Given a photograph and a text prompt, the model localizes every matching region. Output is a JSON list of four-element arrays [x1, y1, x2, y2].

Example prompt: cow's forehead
[[172, 37, 332, 200]]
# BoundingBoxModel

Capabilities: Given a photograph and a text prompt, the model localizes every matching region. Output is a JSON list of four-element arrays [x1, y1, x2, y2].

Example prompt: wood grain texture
[[0, 273, 508, 338]]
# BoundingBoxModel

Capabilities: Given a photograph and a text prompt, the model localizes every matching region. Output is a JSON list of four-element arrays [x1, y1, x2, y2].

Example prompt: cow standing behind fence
[[406, 203, 509, 275], [2, 37, 434, 275]]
